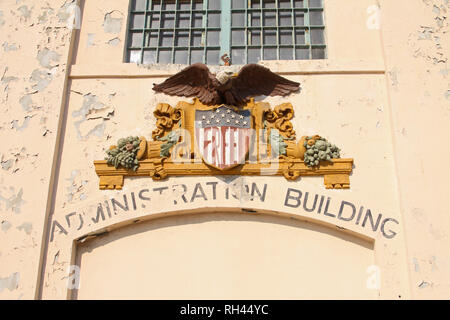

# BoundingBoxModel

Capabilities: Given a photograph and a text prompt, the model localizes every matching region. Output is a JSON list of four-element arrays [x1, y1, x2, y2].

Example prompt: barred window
[[126, 0, 326, 65]]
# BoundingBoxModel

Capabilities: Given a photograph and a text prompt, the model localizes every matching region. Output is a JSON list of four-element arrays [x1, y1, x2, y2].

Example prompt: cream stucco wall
[[0, 0, 74, 299], [0, 0, 448, 300], [74, 212, 375, 300]]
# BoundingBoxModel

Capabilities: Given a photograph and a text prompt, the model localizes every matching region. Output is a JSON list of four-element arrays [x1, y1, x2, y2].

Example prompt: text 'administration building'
[[0, 0, 449, 299]]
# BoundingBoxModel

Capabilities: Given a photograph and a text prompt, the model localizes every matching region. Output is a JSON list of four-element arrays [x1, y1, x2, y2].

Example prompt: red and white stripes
[[195, 123, 250, 169]]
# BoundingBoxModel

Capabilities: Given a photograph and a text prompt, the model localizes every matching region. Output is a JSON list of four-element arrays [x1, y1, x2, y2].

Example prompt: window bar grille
[[140, 0, 147, 63], [244, 0, 248, 64], [275, 0, 279, 60], [188, 0, 193, 64], [220, 0, 231, 65], [170, 0, 178, 63], [259, 0, 263, 63], [156, 1, 162, 62], [304, 0, 311, 59], [291, 0, 295, 60], [127, 0, 325, 65], [202, 0, 208, 63]]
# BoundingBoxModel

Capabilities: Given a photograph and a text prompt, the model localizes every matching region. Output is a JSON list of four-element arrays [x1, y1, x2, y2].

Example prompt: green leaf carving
[[105, 136, 140, 171], [159, 130, 179, 158]]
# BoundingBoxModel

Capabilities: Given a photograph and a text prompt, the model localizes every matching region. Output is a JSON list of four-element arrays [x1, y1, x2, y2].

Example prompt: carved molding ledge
[[94, 158, 353, 190]]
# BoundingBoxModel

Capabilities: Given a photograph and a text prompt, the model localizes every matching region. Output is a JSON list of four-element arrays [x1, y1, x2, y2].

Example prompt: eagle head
[[216, 70, 235, 85]]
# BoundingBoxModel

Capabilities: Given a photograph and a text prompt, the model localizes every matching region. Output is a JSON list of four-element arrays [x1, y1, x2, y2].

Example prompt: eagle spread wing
[[226, 64, 300, 105], [152, 63, 300, 106], [152, 63, 221, 105]]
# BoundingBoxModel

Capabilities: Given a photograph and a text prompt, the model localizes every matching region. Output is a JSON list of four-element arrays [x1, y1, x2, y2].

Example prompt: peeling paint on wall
[[1, 157, 14, 171], [19, 95, 34, 112], [1, 75, 19, 87], [66, 170, 88, 203], [0, 0, 74, 300], [0, 273, 20, 293], [1, 147, 39, 174], [37, 48, 61, 69], [409, 0, 449, 65], [0, 11, 5, 27], [418, 280, 431, 289], [103, 11, 123, 34], [11, 116, 33, 131], [30, 69, 52, 91], [0, 188, 25, 214], [16, 222, 33, 235], [57, 1, 77, 23], [412, 258, 420, 272], [107, 37, 120, 46], [73, 94, 105, 117], [86, 106, 114, 120], [1, 221, 12, 233], [388, 68, 399, 88], [17, 5, 32, 20], [87, 33, 95, 47], [37, 7, 53, 24], [1, 67, 18, 88], [2, 42, 19, 52], [72, 93, 115, 140]]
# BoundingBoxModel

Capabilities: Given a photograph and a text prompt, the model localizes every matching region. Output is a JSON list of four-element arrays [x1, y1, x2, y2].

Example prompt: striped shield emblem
[[195, 106, 251, 170]]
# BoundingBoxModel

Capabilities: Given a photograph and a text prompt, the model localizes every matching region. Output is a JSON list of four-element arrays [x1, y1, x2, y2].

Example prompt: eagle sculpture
[[152, 63, 300, 106]]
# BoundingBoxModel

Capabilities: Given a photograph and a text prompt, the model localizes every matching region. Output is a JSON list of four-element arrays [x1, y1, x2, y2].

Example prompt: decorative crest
[[94, 98, 353, 190]]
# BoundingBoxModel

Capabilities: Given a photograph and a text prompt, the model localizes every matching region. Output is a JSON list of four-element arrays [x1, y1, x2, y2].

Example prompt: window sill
[[69, 59, 385, 79]]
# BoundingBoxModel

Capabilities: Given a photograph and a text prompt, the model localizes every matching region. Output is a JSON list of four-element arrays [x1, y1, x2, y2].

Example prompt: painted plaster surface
[[75, 212, 375, 299], [0, 0, 448, 299], [379, 0, 450, 299], [0, 0, 73, 299]]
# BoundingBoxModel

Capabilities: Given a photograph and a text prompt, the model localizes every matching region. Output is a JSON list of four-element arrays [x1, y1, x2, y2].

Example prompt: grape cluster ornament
[[303, 135, 341, 167]]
